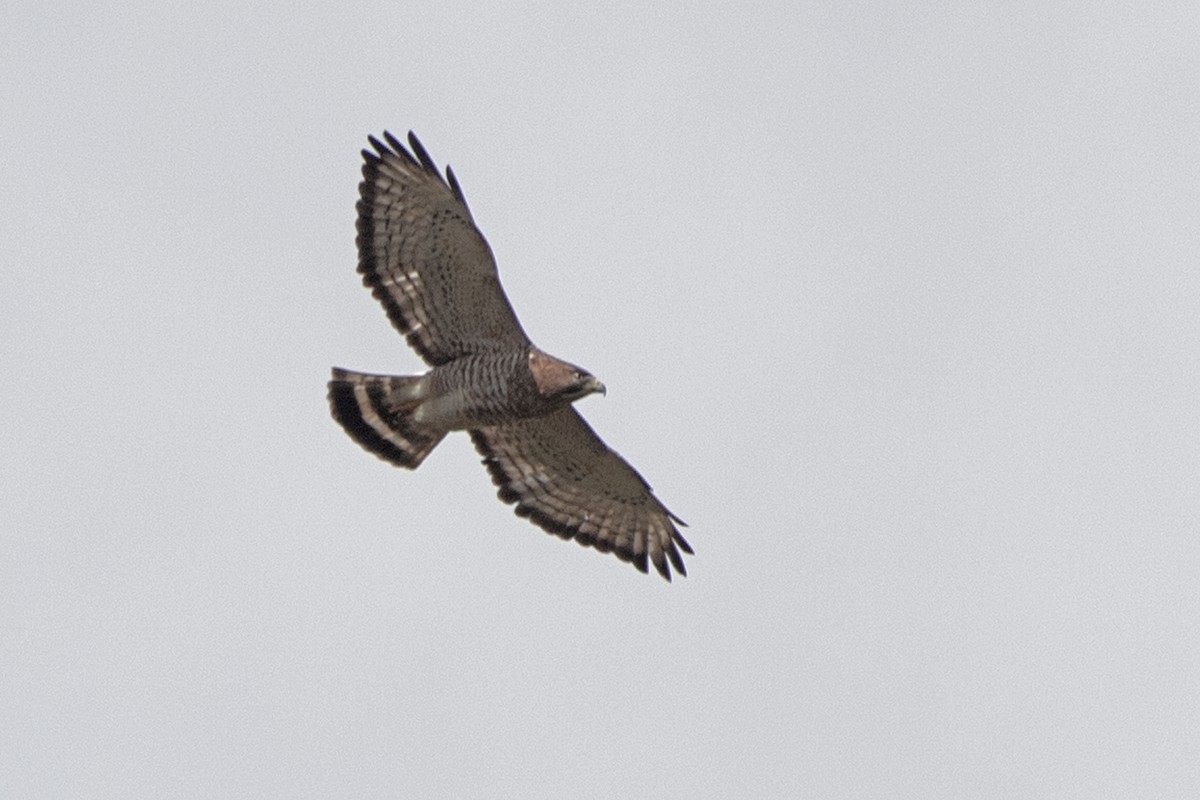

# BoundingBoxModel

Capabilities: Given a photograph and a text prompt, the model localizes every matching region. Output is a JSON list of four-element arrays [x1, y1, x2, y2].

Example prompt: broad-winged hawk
[[329, 132, 691, 580]]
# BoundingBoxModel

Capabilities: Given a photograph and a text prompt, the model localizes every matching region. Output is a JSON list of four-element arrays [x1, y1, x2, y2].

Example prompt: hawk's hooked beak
[[588, 376, 607, 397]]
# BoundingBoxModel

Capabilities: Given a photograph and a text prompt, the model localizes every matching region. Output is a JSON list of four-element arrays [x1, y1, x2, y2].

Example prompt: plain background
[[3, 3, 1198, 797]]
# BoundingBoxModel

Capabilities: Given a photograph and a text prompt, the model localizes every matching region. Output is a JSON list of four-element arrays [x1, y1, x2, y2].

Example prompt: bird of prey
[[328, 132, 692, 580]]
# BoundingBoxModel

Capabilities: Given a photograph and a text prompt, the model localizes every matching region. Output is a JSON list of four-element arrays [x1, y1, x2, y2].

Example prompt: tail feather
[[328, 368, 445, 469]]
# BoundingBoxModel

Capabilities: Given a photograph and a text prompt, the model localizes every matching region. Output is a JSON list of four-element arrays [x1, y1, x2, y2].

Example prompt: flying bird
[[328, 132, 692, 580]]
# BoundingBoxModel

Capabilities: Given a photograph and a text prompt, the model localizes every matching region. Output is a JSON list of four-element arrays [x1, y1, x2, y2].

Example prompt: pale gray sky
[[3, 3, 1199, 798]]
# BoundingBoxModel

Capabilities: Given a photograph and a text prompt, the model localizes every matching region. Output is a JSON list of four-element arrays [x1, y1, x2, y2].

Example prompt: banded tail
[[328, 368, 445, 469]]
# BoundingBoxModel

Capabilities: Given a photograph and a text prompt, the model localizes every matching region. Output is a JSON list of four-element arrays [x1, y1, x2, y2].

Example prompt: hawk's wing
[[357, 131, 529, 365], [470, 409, 693, 581]]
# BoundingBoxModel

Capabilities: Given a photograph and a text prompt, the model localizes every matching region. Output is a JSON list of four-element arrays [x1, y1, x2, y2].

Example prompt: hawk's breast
[[414, 348, 546, 430]]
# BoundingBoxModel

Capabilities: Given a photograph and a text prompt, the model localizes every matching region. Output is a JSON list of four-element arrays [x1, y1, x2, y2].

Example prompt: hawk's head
[[528, 347, 606, 403]]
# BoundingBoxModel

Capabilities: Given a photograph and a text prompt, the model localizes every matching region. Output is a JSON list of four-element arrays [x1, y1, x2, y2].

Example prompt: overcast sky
[[3, 3, 1199, 798]]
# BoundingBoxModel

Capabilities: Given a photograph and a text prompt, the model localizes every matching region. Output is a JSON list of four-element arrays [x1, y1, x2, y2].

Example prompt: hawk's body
[[329, 132, 691, 580]]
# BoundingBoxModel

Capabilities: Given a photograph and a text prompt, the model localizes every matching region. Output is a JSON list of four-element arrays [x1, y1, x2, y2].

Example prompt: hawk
[[328, 132, 692, 580]]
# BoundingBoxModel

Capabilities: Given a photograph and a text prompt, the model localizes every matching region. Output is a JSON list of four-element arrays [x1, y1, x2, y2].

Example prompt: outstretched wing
[[470, 409, 693, 581], [357, 131, 529, 365]]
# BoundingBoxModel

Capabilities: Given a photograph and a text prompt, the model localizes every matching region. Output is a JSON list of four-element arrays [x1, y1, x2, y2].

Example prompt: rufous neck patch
[[528, 348, 578, 395]]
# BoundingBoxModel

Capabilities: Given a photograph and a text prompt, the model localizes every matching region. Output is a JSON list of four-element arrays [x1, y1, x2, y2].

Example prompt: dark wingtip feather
[[382, 130, 403, 151], [674, 529, 694, 555], [445, 164, 469, 207], [406, 131, 439, 174], [649, 550, 670, 582], [666, 543, 687, 577]]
